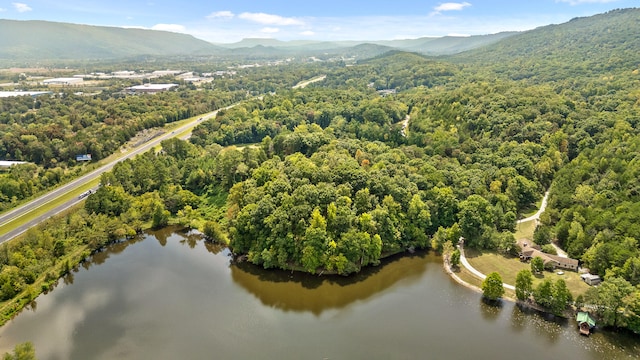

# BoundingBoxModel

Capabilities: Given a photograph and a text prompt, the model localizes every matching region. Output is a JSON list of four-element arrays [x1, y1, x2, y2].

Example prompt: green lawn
[[452, 265, 516, 300], [514, 219, 536, 240], [465, 248, 591, 297]]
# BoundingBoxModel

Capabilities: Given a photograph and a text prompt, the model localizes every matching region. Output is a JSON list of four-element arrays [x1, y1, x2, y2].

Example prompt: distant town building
[[112, 71, 136, 76], [43, 77, 83, 85], [0, 160, 28, 169], [152, 70, 181, 76], [126, 83, 179, 94], [377, 89, 397, 97], [203, 70, 237, 78], [177, 72, 194, 79]]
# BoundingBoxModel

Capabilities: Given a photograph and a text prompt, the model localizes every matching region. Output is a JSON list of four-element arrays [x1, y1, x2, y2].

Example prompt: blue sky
[[0, 1, 637, 43]]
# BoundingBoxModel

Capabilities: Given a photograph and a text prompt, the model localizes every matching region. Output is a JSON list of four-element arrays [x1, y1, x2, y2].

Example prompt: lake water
[[0, 228, 637, 359]]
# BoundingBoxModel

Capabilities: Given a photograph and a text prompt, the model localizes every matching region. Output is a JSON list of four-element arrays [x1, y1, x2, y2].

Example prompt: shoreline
[[442, 259, 518, 302], [442, 259, 573, 316]]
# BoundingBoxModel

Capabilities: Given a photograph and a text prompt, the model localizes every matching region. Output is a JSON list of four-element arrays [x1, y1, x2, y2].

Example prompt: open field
[[464, 248, 592, 297], [514, 219, 536, 240]]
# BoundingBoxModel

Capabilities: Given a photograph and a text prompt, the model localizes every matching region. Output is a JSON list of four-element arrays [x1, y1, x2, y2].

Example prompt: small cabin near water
[[576, 312, 596, 336]]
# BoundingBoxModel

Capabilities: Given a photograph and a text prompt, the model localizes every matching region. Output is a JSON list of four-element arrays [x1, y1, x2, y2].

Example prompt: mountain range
[[0, 8, 638, 63]]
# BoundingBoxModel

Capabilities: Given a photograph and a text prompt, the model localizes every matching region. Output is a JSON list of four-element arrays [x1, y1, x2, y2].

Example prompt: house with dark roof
[[519, 245, 579, 271]]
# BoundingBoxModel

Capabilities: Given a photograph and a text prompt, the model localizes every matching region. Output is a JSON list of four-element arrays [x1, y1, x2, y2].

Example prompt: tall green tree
[[533, 279, 553, 308], [515, 269, 533, 301], [458, 195, 495, 249], [531, 256, 544, 274], [551, 279, 572, 316], [482, 272, 505, 301], [588, 277, 635, 328]]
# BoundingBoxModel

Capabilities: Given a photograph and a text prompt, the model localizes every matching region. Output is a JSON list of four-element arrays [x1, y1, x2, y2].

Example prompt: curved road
[[458, 241, 515, 291], [0, 106, 227, 244], [457, 190, 551, 291], [517, 191, 549, 224]]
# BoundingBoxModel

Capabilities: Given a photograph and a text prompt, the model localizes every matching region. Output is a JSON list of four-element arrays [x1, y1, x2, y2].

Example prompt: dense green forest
[[0, 8, 639, 332], [0, 88, 245, 211], [0, 62, 329, 212]]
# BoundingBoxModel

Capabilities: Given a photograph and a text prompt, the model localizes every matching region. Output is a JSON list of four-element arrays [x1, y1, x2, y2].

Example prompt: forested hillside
[[0, 20, 222, 60], [455, 8, 640, 81]]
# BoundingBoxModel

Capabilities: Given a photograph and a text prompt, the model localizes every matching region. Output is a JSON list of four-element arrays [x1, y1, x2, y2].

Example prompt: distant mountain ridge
[[0, 19, 222, 60], [453, 8, 640, 73], [0, 9, 638, 62], [0, 19, 517, 61], [215, 32, 518, 55]]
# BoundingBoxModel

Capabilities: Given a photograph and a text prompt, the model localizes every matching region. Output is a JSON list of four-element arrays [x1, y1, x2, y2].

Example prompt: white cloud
[[207, 10, 234, 19], [431, 2, 471, 15], [0, 8, 6, 12], [261, 27, 280, 34], [12, 2, 32, 12], [151, 24, 187, 33], [183, 11, 568, 44], [435, 2, 472, 11], [238, 12, 304, 26], [556, 0, 619, 4]]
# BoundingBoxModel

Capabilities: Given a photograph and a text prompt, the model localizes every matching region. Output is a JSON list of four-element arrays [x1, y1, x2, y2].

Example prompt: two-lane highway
[[0, 106, 225, 244]]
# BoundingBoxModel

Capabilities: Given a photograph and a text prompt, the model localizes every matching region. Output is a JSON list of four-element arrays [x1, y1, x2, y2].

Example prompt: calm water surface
[[0, 228, 637, 359]]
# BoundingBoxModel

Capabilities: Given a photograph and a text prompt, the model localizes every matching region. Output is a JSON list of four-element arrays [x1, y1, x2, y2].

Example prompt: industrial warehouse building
[[126, 83, 178, 94], [43, 77, 83, 85]]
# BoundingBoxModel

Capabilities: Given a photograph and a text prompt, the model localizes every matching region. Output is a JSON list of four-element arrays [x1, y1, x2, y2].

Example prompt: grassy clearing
[[514, 219, 536, 240], [451, 265, 516, 300], [454, 266, 483, 288], [465, 248, 591, 297]]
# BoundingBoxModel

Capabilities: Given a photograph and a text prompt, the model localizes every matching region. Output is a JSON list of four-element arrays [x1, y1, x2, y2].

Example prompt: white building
[[581, 273, 602, 286], [43, 77, 83, 85], [113, 71, 136, 76], [126, 83, 178, 94], [0, 160, 28, 169], [152, 70, 181, 76]]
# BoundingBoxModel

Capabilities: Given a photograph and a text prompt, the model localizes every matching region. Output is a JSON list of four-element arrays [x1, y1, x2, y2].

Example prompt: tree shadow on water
[[229, 250, 433, 315], [479, 297, 503, 322]]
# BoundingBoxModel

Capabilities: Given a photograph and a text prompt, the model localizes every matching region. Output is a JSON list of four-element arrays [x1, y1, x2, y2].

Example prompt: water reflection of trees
[[510, 303, 568, 345], [479, 298, 503, 322], [230, 251, 432, 316], [63, 272, 74, 285], [80, 235, 145, 271], [171, 227, 225, 254]]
